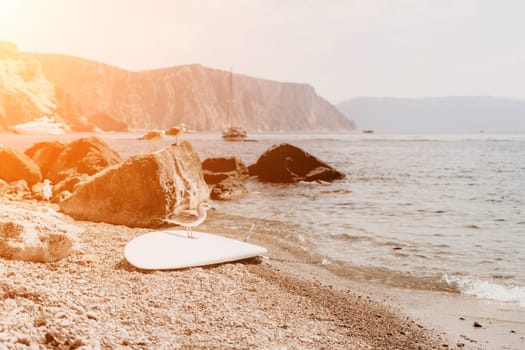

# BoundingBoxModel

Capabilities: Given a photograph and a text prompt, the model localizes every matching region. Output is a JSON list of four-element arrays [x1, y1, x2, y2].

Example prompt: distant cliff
[[35, 53, 354, 132], [0, 42, 62, 129], [338, 96, 525, 133]]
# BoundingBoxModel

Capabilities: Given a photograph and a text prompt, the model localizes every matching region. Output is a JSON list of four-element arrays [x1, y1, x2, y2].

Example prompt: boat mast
[[228, 67, 233, 127]]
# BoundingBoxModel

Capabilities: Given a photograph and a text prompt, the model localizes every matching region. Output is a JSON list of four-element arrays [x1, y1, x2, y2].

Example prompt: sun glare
[[0, 0, 20, 29], [0, 0, 17, 14], [0, 0, 45, 46]]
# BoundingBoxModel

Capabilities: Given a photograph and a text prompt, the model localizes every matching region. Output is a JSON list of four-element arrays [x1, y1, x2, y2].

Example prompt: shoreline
[[0, 201, 523, 349], [0, 199, 443, 349], [201, 211, 525, 350], [1, 132, 524, 349]]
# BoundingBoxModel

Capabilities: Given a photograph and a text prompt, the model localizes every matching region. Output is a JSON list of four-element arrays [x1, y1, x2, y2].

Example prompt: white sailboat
[[222, 69, 248, 142]]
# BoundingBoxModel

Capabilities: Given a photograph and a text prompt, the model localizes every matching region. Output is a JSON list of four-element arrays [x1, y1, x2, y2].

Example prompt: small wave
[[326, 261, 458, 292], [318, 189, 353, 195], [443, 275, 525, 307]]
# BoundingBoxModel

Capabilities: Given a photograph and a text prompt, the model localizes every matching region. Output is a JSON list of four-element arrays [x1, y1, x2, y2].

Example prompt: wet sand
[[0, 199, 443, 349]]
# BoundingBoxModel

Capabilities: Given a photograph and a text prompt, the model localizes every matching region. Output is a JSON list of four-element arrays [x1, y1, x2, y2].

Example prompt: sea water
[[190, 133, 525, 308], [3, 132, 525, 308]]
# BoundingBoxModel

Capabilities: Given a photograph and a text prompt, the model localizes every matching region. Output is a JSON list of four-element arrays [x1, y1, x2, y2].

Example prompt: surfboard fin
[[244, 224, 256, 242]]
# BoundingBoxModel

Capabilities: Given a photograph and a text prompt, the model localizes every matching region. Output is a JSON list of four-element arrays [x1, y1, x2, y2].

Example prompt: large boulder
[[248, 143, 345, 183], [0, 204, 81, 262], [59, 141, 210, 227], [202, 156, 249, 185], [46, 136, 122, 183], [0, 147, 42, 185], [25, 140, 66, 178]]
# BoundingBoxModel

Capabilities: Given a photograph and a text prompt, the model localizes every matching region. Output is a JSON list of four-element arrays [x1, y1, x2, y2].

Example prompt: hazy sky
[[1, 0, 524, 103]]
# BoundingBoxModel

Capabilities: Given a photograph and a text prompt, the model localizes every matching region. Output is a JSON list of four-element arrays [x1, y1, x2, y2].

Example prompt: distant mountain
[[34, 53, 354, 132], [337, 96, 525, 133]]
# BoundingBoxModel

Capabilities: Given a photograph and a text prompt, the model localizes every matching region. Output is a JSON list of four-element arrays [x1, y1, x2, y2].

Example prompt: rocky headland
[[0, 40, 355, 133], [35, 54, 354, 132], [39, 57, 354, 132]]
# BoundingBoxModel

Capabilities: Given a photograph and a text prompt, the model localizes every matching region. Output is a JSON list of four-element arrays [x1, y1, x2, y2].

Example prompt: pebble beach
[[0, 198, 442, 349]]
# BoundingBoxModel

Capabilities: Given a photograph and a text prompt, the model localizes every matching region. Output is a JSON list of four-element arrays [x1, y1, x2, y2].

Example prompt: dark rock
[[0, 147, 42, 185], [203, 156, 248, 174], [25, 141, 66, 178], [304, 166, 345, 182], [203, 172, 230, 185], [46, 136, 122, 183], [138, 130, 165, 140], [473, 321, 482, 328], [52, 174, 89, 199], [202, 156, 248, 185], [59, 141, 209, 227], [248, 143, 345, 183], [44, 332, 59, 346], [210, 177, 248, 200]]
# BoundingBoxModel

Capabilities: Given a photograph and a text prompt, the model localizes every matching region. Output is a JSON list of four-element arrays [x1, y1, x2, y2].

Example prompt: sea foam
[[444, 274, 525, 307]]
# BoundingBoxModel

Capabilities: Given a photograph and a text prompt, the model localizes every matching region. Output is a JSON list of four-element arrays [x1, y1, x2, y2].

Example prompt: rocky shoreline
[[0, 135, 444, 348], [0, 199, 442, 349]]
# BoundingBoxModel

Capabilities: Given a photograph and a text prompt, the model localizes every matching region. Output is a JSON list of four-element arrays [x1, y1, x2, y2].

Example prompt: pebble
[[55, 311, 67, 319], [70, 338, 86, 349], [473, 321, 482, 328], [34, 315, 47, 327]]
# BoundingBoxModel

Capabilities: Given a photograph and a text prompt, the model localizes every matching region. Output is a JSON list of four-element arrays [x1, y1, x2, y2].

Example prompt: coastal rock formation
[[202, 156, 249, 185], [249, 143, 345, 183], [35, 54, 354, 132], [203, 157, 250, 200], [59, 141, 209, 227], [25, 140, 66, 178], [0, 42, 61, 129], [138, 130, 165, 141], [1, 42, 355, 132], [46, 137, 122, 183], [0, 204, 80, 262], [0, 147, 42, 185]]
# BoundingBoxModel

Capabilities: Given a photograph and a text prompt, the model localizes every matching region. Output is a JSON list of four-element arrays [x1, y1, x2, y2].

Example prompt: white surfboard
[[124, 230, 267, 270]]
